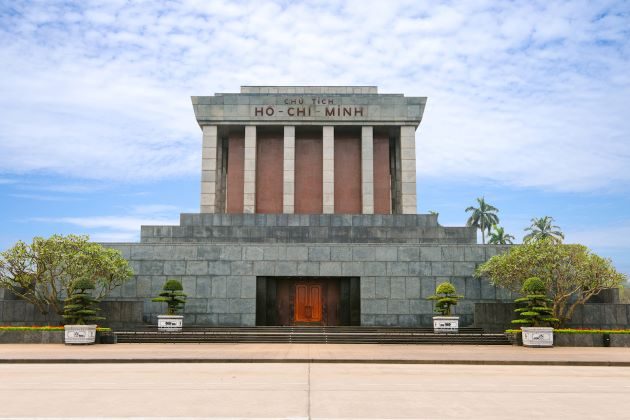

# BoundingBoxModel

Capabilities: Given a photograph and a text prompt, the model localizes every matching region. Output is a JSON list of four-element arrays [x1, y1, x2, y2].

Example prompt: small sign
[[64, 325, 97, 344], [433, 317, 459, 333], [522, 329, 554, 347], [157, 316, 183, 331]]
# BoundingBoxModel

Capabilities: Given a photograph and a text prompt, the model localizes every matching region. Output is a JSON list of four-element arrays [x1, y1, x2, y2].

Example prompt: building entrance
[[294, 282, 322, 324], [256, 277, 360, 326]]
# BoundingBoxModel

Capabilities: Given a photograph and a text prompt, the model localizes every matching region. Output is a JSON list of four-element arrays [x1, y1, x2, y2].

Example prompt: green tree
[[523, 216, 564, 244], [488, 225, 515, 245], [465, 197, 499, 244], [426, 281, 463, 316], [0, 235, 133, 316], [512, 277, 558, 327], [152, 279, 187, 315], [475, 239, 626, 326], [63, 278, 105, 325]]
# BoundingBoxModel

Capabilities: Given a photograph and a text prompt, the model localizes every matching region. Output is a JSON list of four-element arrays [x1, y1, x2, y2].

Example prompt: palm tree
[[488, 225, 515, 245], [523, 216, 564, 244], [465, 197, 499, 244]]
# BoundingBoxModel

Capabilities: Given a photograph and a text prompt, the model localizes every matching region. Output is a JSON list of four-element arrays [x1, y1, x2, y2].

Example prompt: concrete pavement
[[1, 363, 629, 418], [1, 343, 629, 366]]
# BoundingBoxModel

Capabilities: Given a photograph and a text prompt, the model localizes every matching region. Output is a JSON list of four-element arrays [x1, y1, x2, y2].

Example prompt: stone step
[[115, 326, 509, 345]]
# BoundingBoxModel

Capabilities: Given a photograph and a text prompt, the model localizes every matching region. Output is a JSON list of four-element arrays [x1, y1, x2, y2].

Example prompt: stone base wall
[[0, 213, 513, 329], [78, 242, 513, 328], [475, 302, 630, 332], [0, 300, 143, 330], [0, 330, 64, 344]]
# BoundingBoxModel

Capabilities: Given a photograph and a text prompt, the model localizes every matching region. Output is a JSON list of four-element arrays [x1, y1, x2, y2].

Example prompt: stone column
[[361, 126, 374, 214], [322, 126, 334, 214], [243, 126, 257, 213], [200, 125, 217, 213], [283, 126, 295, 214], [400, 126, 417, 214]]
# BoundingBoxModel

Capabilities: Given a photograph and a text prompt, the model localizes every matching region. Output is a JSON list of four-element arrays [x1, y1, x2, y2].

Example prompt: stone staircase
[[115, 326, 510, 345]]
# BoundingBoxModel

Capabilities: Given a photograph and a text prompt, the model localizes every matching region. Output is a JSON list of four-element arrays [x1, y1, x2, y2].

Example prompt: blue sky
[[1, 1, 629, 277]]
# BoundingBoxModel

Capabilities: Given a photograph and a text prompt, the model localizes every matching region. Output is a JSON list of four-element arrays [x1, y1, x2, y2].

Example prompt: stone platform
[[140, 213, 475, 244]]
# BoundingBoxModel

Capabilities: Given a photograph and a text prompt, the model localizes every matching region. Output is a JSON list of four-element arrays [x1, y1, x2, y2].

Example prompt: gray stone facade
[[95, 213, 512, 327]]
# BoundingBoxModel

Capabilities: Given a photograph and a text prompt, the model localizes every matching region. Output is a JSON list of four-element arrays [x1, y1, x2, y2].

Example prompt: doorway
[[256, 277, 360, 326], [294, 282, 322, 324]]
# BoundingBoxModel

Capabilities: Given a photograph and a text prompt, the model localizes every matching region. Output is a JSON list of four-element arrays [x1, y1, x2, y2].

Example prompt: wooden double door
[[294, 282, 323, 324], [256, 277, 361, 326]]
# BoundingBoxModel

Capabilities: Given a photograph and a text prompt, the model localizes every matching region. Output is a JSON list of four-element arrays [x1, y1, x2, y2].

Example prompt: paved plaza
[[1, 344, 629, 418], [0, 362, 629, 419]]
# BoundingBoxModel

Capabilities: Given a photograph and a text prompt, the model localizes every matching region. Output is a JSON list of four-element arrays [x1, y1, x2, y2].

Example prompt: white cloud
[[29, 203, 182, 243], [0, 0, 628, 192], [33, 216, 178, 232], [89, 231, 141, 243], [565, 224, 630, 248]]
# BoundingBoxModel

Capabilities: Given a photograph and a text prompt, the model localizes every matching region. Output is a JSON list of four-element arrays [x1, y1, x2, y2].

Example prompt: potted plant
[[427, 281, 463, 333], [512, 277, 558, 347], [62, 278, 104, 344], [152, 279, 187, 332]]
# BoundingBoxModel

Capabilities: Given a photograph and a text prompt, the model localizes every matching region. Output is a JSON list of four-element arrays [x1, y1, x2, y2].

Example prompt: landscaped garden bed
[[506, 329, 630, 347], [0, 326, 114, 344]]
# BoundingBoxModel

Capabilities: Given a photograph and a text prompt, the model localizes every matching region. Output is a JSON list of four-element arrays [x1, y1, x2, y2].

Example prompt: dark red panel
[[334, 128, 362, 213], [226, 130, 244, 213], [256, 127, 284, 213], [295, 127, 323, 213], [373, 134, 391, 214]]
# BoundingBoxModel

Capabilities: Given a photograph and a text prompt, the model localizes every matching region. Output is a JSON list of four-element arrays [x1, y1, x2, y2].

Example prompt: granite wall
[[98, 242, 512, 327], [475, 301, 630, 332]]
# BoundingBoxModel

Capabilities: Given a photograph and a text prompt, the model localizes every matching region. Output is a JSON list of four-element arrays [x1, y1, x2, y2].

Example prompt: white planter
[[158, 315, 183, 332], [64, 325, 97, 344], [522, 327, 554, 347], [433, 316, 459, 333]]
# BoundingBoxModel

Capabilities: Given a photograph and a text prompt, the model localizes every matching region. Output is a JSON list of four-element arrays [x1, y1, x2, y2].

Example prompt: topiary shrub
[[512, 277, 559, 327], [152, 279, 187, 315], [62, 278, 105, 325], [426, 281, 463, 316]]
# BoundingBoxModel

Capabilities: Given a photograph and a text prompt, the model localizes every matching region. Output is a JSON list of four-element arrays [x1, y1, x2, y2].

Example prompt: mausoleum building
[[2, 86, 627, 332], [90, 86, 511, 328]]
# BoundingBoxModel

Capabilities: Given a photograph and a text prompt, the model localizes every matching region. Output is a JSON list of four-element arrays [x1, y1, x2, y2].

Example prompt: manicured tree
[[62, 278, 105, 325], [152, 279, 187, 315], [523, 216, 564, 244], [465, 197, 499, 244], [512, 277, 558, 327], [426, 281, 463, 316]]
